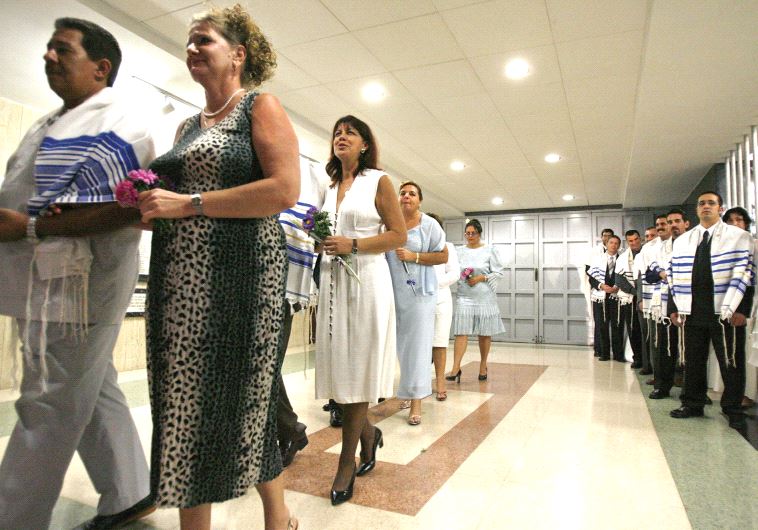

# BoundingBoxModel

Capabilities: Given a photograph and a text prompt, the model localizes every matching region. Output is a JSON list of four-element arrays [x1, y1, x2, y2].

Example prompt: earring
[[360, 148, 367, 154]]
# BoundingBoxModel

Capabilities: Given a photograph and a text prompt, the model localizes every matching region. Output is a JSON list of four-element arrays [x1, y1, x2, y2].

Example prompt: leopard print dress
[[146, 91, 285, 508]]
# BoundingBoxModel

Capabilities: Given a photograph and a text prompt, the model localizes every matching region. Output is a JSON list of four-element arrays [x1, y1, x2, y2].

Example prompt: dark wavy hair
[[723, 206, 752, 230], [325, 115, 380, 187], [427, 213, 444, 230], [466, 219, 483, 235], [55, 18, 121, 86]]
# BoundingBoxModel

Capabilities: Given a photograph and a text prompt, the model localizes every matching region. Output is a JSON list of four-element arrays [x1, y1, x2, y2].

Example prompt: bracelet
[[415, 252, 420, 264], [26, 216, 40, 244], [190, 193, 203, 216], [351, 238, 358, 255]]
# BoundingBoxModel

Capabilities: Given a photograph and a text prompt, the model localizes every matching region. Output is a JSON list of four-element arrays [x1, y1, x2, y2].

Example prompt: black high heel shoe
[[445, 369, 462, 383], [357, 426, 383, 477], [330, 464, 357, 506], [478, 372, 488, 381]]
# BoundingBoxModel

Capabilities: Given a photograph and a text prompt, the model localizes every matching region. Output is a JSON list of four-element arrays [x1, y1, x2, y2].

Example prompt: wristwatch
[[26, 216, 40, 244], [351, 238, 358, 255], [190, 193, 203, 216]]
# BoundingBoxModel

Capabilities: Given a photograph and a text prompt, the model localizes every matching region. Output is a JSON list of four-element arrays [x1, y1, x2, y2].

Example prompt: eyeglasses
[[464, 232, 478, 237]]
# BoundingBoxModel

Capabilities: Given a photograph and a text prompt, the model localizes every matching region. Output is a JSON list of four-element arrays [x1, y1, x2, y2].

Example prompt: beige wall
[[0, 96, 46, 184]]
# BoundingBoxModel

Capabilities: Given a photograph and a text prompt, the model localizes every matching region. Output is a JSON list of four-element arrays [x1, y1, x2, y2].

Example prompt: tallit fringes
[[679, 315, 686, 366]]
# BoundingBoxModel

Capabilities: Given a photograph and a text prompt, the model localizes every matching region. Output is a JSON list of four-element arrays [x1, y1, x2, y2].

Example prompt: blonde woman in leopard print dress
[[139, 5, 299, 530]]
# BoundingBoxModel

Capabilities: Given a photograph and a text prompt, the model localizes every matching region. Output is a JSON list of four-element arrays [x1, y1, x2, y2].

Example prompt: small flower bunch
[[302, 207, 360, 283], [461, 267, 474, 280], [116, 169, 170, 230]]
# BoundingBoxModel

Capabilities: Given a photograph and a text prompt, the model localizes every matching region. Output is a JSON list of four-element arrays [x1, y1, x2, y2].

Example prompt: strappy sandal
[[408, 414, 421, 426], [435, 391, 447, 401], [399, 400, 411, 410], [287, 516, 299, 529]]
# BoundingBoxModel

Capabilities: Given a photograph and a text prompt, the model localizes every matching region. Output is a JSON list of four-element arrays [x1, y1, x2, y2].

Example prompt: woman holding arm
[[387, 182, 446, 425], [138, 5, 299, 529], [316, 115, 406, 505], [427, 213, 459, 401], [447, 219, 506, 382]]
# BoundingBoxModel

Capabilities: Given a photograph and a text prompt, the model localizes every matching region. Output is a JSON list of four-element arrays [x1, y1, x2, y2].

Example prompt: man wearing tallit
[[645, 209, 689, 399], [587, 235, 625, 361], [613, 230, 643, 367], [0, 19, 154, 529], [637, 215, 671, 378], [667, 192, 753, 431]]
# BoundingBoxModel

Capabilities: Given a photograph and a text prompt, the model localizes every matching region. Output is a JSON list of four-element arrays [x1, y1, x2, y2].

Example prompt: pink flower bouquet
[[461, 267, 474, 280], [116, 169, 170, 229]]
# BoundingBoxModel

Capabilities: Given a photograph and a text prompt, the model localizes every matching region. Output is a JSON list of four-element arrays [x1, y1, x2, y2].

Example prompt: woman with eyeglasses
[[447, 219, 505, 382]]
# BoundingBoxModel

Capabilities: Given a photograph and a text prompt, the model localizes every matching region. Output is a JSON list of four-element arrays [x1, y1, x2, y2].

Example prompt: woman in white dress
[[315, 115, 406, 505], [427, 213, 459, 401]]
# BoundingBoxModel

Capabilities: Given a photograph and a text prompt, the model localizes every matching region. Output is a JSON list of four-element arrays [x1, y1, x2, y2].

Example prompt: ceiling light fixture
[[450, 160, 466, 171], [361, 82, 386, 103], [545, 153, 561, 163], [562, 194, 575, 201], [504, 58, 530, 80], [491, 197, 504, 206]]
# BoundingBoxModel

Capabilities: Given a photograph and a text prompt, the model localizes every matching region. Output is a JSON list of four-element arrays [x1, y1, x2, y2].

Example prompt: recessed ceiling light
[[545, 153, 561, 163], [504, 58, 530, 80], [491, 197, 504, 205], [450, 160, 466, 171], [562, 194, 575, 201], [361, 82, 386, 103]]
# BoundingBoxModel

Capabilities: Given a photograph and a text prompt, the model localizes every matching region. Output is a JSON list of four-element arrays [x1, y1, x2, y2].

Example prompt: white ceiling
[[2, 0, 757, 217]]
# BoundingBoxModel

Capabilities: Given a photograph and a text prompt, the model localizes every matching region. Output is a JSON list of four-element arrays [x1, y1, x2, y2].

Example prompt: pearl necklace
[[201, 88, 244, 118]]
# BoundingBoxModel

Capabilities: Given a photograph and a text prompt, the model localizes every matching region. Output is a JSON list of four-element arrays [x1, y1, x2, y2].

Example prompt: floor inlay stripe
[[282, 361, 546, 515]]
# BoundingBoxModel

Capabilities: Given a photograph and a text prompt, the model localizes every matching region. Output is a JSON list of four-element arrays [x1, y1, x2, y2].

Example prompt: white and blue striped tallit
[[278, 158, 328, 308], [27, 87, 152, 214], [667, 221, 754, 321]]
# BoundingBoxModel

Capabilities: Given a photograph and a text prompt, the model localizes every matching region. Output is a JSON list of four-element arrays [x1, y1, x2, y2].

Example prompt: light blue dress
[[386, 214, 445, 399], [453, 245, 506, 336]]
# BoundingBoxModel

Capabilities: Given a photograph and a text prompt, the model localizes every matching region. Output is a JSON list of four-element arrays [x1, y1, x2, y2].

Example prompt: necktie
[[700, 231, 710, 247], [608, 256, 615, 280], [695, 231, 710, 264]]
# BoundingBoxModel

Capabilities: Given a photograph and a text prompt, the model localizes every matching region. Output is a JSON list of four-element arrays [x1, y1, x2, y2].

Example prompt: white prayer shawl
[[614, 248, 636, 306], [649, 238, 674, 322], [588, 251, 620, 303], [13, 88, 153, 389], [638, 237, 662, 316], [667, 221, 753, 322], [278, 159, 328, 309]]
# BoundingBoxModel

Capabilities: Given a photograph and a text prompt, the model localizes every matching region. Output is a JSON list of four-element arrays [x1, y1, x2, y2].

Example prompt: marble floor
[[0, 341, 756, 529]]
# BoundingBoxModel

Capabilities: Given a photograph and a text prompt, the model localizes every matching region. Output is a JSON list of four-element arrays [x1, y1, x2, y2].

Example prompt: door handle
[[534, 268, 538, 282]]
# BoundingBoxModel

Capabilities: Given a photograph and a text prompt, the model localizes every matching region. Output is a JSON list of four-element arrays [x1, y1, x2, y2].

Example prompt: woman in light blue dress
[[447, 219, 506, 382], [386, 182, 446, 425]]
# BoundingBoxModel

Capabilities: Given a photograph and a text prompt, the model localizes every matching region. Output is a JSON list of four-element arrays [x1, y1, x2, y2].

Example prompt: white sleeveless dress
[[315, 169, 396, 403]]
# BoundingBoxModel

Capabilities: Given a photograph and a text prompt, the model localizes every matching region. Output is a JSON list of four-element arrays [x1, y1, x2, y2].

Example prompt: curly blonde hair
[[192, 4, 276, 88]]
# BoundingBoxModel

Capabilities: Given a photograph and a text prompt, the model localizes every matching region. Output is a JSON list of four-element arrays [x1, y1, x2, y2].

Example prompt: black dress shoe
[[598, 356, 610, 361], [670, 405, 704, 419], [614, 358, 627, 363], [726, 413, 747, 430], [330, 466, 356, 506], [357, 427, 383, 477], [630, 362, 642, 369], [281, 434, 309, 468], [649, 389, 670, 399], [639, 368, 653, 375], [76, 495, 156, 529], [330, 406, 343, 427]]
